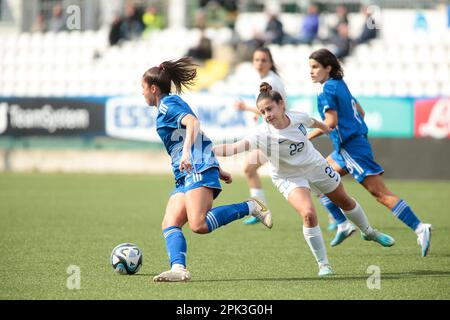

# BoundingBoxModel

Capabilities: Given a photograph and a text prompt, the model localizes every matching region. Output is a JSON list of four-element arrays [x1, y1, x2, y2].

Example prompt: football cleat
[[243, 215, 260, 225], [416, 223, 432, 257], [249, 198, 273, 229], [327, 221, 338, 232], [361, 229, 395, 247], [330, 223, 356, 247], [153, 268, 191, 282], [318, 264, 333, 277]]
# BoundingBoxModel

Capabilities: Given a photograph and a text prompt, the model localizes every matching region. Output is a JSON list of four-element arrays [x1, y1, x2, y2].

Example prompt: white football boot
[[318, 264, 333, 277], [416, 223, 432, 257], [249, 197, 273, 229], [153, 266, 191, 282]]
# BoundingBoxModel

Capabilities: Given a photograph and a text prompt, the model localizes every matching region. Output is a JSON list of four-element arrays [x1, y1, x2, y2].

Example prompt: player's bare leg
[[361, 175, 432, 256], [287, 187, 332, 276], [243, 149, 268, 225], [161, 193, 188, 229], [326, 183, 395, 247], [154, 193, 191, 282], [321, 155, 355, 244], [326, 155, 348, 177], [185, 187, 214, 234]]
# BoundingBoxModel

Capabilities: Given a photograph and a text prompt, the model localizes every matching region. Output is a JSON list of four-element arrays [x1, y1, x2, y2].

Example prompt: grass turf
[[1, 172, 449, 300]]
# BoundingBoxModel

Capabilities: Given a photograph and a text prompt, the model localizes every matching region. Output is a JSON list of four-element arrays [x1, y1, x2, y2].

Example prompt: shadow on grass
[[136, 270, 450, 283], [130, 269, 450, 282]]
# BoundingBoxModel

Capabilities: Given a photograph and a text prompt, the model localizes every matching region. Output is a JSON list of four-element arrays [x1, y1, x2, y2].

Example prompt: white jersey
[[245, 111, 326, 178]]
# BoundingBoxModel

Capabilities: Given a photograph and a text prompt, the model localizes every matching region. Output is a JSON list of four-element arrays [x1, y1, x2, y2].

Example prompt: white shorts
[[272, 161, 341, 199]]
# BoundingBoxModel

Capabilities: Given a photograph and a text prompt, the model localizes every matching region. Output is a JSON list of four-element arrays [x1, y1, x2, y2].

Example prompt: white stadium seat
[[0, 9, 448, 98]]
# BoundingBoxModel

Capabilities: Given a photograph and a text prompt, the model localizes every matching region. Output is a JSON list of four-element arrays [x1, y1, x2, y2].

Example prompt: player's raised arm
[[213, 139, 250, 157]]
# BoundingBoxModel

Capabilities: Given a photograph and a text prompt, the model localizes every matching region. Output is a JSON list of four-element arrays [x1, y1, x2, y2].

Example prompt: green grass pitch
[[1, 172, 449, 299]]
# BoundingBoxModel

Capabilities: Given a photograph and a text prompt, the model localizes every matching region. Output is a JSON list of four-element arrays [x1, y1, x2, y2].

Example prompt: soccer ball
[[110, 243, 143, 275]]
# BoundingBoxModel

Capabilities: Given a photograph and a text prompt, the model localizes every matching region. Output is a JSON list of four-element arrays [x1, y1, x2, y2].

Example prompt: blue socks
[[206, 202, 250, 233], [320, 195, 347, 225], [163, 202, 250, 267], [163, 226, 187, 267], [320, 196, 421, 232], [392, 199, 421, 231]]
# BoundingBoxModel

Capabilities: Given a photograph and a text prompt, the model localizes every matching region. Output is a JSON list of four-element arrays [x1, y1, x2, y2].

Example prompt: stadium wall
[[0, 95, 449, 179], [1, 137, 449, 180], [312, 137, 450, 181]]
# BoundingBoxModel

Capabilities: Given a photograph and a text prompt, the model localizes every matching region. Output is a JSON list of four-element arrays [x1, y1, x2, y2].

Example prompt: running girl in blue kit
[[142, 57, 272, 282], [307, 48, 432, 256]]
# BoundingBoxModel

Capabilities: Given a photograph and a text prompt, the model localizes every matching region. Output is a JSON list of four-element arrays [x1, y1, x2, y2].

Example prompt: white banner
[[105, 93, 258, 143]]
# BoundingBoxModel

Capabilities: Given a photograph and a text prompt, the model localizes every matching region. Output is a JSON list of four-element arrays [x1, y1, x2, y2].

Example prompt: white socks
[[246, 200, 256, 214], [172, 263, 186, 270], [415, 223, 425, 235], [303, 225, 329, 266], [250, 188, 267, 204], [343, 200, 374, 235]]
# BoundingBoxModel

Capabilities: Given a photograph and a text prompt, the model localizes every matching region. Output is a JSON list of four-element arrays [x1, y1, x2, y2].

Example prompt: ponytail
[[142, 56, 197, 94]]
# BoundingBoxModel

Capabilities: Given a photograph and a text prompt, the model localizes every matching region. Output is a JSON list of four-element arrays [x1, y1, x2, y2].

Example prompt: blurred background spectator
[[264, 13, 285, 45], [31, 12, 48, 33], [48, 3, 67, 32], [187, 27, 213, 63], [203, 0, 228, 28], [355, 5, 378, 45], [142, 6, 165, 37], [120, 0, 144, 41], [296, 3, 320, 44], [109, 12, 123, 46], [328, 5, 349, 38], [328, 22, 352, 60]]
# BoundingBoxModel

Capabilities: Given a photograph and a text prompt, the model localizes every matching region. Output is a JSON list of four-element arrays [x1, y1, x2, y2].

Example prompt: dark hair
[[256, 82, 283, 104], [309, 48, 344, 80], [142, 56, 197, 94], [254, 47, 278, 75]]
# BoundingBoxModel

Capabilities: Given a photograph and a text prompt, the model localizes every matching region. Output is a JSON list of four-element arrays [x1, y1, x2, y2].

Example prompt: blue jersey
[[156, 95, 219, 181], [317, 79, 368, 151]]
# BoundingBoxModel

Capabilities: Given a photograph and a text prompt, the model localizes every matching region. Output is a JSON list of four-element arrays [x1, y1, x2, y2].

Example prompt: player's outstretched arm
[[234, 100, 261, 115], [311, 118, 332, 135], [307, 128, 322, 140], [212, 139, 250, 157], [308, 110, 336, 140]]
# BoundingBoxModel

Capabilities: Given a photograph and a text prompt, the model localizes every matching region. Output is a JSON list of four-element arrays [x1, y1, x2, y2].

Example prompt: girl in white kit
[[213, 82, 395, 276]]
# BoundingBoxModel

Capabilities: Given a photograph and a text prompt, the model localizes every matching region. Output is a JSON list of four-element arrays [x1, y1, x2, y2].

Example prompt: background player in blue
[[307, 48, 432, 256], [142, 57, 273, 282]]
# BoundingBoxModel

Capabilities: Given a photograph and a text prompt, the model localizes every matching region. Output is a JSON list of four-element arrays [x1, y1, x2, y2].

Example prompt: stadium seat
[[0, 9, 448, 98]]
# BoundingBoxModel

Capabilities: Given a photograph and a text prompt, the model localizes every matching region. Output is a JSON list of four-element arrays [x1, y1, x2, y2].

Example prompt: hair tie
[[159, 63, 165, 71]]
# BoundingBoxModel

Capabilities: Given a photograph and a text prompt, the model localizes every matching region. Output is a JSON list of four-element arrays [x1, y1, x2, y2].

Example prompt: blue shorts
[[171, 167, 222, 199], [330, 135, 384, 183]]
